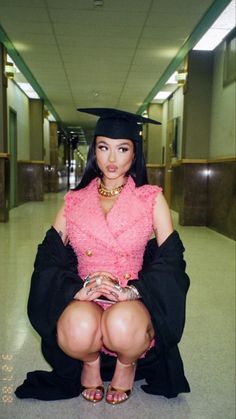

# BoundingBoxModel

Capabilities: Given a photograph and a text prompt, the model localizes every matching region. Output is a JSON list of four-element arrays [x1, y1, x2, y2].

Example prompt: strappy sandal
[[81, 385, 104, 403], [106, 359, 136, 405], [81, 355, 104, 403], [106, 384, 131, 405]]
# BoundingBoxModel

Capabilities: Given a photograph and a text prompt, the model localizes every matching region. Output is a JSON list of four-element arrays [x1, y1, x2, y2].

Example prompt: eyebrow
[[96, 140, 131, 146]]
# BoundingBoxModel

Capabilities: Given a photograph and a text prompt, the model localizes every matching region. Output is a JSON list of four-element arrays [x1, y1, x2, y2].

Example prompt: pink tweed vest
[[64, 176, 162, 286]]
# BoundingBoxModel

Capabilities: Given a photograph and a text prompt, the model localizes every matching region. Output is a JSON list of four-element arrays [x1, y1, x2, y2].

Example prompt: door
[[9, 109, 17, 209], [164, 120, 174, 206]]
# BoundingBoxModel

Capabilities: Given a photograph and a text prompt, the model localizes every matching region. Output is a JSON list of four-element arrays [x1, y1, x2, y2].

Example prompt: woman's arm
[[53, 204, 68, 245], [153, 192, 174, 246]]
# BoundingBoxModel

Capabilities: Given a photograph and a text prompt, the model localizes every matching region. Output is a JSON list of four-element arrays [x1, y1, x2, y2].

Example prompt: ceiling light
[[6, 54, 20, 73], [93, 0, 103, 7], [17, 83, 39, 99], [176, 69, 188, 85], [5, 62, 16, 79], [166, 72, 178, 84], [154, 91, 172, 100], [93, 90, 99, 97], [193, 0, 236, 51], [48, 113, 56, 122]]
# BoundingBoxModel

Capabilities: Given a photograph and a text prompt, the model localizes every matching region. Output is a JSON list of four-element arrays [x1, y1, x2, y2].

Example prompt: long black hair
[[74, 136, 148, 190]]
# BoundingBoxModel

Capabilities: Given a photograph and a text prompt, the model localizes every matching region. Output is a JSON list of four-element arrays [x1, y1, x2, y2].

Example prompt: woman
[[15, 108, 190, 403], [53, 108, 173, 404]]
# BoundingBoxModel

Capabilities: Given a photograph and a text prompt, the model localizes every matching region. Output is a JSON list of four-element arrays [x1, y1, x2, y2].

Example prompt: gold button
[[124, 273, 131, 280], [85, 249, 93, 256]]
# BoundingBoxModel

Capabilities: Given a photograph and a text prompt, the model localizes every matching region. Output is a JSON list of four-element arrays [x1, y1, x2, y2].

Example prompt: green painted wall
[[182, 50, 213, 159], [146, 104, 162, 164], [29, 99, 44, 161], [209, 42, 236, 158]]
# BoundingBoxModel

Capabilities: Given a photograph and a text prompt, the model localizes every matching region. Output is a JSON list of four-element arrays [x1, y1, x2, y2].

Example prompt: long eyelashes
[[97, 145, 129, 153], [97, 145, 108, 151]]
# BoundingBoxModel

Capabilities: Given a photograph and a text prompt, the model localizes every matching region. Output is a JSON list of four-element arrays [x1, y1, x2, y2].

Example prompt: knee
[[57, 302, 101, 353], [102, 303, 142, 350]]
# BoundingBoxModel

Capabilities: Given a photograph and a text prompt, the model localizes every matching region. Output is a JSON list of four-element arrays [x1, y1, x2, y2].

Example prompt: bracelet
[[125, 285, 141, 300]]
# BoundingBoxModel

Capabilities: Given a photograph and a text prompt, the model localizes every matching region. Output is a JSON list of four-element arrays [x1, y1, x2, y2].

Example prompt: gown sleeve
[[27, 226, 84, 339], [129, 230, 190, 351]]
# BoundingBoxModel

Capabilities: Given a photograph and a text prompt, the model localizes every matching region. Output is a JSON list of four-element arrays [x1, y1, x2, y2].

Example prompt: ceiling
[[0, 0, 229, 137]]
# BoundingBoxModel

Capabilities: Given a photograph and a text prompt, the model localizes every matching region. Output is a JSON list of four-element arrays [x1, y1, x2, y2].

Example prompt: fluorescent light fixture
[[94, 0, 103, 7], [193, 0, 236, 51], [154, 91, 172, 100], [6, 54, 20, 74], [48, 113, 56, 122], [7, 55, 40, 98], [5, 62, 15, 79], [17, 83, 39, 99], [166, 71, 178, 84]]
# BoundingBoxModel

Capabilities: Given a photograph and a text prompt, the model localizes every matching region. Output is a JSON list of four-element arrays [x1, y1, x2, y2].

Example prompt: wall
[[167, 43, 236, 239], [207, 38, 236, 240], [209, 43, 236, 158], [6, 83, 46, 206], [146, 104, 163, 164], [29, 99, 43, 161], [207, 160, 236, 240], [182, 50, 213, 159], [7, 80, 30, 160]]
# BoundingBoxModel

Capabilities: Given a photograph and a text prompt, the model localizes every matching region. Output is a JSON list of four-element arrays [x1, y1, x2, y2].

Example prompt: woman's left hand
[[95, 276, 141, 302], [107, 283, 140, 302]]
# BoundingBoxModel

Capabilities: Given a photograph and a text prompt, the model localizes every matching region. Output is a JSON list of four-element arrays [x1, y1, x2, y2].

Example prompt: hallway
[[0, 193, 235, 419]]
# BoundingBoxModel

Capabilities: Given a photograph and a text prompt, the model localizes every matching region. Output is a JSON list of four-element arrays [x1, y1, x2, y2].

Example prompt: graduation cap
[[78, 108, 161, 142]]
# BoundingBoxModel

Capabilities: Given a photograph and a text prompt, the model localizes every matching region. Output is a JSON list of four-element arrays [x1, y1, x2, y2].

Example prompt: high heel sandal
[[81, 385, 104, 403], [106, 360, 136, 405], [106, 384, 131, 405], [81, 356, 104, 403]]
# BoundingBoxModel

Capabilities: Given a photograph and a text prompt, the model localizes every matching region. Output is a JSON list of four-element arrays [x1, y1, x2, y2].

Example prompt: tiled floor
[[0, 192, 235, 419]]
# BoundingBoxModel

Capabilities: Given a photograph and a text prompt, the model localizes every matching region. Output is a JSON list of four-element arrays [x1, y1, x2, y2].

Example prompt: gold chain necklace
[[98, 181, 124, 197]]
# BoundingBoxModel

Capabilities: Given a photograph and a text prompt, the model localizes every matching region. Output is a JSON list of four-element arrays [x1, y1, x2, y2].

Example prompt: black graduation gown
[[15, 227, 190, 400]]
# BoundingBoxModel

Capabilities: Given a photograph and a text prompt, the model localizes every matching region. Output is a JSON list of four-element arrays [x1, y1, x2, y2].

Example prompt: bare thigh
[[101, 301, 154, 359], [57, 300, 103, 359]]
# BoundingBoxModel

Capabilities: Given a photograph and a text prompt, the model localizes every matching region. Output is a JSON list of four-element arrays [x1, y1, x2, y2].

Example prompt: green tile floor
[[0, 192, 235, 419]]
